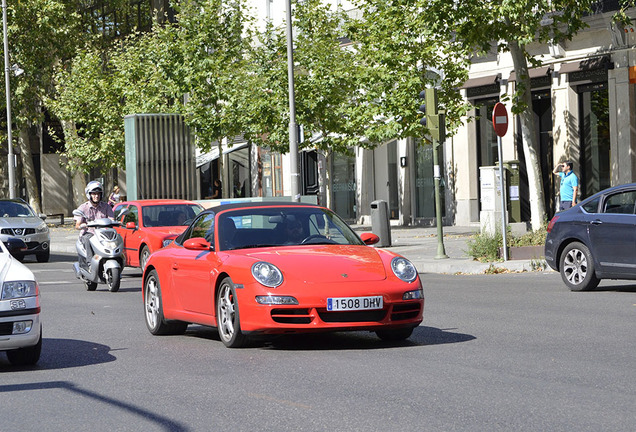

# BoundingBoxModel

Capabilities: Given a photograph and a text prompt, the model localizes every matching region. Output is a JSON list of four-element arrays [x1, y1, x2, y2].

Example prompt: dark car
[[545, 183, 636, 291]]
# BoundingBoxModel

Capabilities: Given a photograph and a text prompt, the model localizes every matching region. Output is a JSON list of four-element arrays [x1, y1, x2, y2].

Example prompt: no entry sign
[[492, 102, 508, 137]]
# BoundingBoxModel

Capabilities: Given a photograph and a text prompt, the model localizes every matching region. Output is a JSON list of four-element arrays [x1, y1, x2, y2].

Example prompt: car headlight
[[162, 239, 173, 247], [255, 295, 298, 305], [251, 261, 283, 287], [391, 257, 418, 282], [2, 280, 38, 299], [36, 222, 49, 233]]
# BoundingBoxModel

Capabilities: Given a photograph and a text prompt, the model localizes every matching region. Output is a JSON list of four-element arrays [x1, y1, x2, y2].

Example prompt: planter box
[[499, 245, 545, 260]]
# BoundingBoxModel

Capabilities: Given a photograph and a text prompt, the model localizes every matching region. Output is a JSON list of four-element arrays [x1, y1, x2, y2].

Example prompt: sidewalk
[[46, 220, 551, 275]]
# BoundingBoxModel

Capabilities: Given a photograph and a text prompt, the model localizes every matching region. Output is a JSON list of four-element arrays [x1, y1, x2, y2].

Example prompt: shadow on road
[[0, 338, 116, 371], [0, 380, 188, 431], [181, 325, 475, 351]]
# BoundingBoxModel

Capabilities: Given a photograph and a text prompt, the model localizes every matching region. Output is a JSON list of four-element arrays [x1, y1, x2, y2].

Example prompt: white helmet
[[85, 180, 103, 200]]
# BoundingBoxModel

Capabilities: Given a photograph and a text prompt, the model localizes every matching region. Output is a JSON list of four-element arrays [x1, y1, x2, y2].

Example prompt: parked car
[[113, 199, 204, 269], [545, 183, 636, 291], [0, 198, 50, 262], [0, 237, 42, 366], [142, 202, 424, 348]]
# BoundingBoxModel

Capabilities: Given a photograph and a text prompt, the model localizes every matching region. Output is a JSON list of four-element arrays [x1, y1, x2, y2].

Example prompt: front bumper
[[0, 312, 41, 351], [237, 281, 425, 335]]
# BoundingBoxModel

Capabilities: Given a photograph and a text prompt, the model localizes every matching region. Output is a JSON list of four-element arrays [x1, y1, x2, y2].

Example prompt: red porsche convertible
[[113, 199, 204, 269], [142, 202, 424, 347]]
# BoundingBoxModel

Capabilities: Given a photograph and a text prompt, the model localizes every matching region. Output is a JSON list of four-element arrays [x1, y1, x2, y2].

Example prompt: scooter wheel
[[86, 281, 97, 291], [107, 267, 121, 292]]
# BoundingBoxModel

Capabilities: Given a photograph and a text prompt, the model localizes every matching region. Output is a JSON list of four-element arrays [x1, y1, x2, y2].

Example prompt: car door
[[587, 190, 636, 275], [118, 205, 142, 267], [172, 213, 220, 315]]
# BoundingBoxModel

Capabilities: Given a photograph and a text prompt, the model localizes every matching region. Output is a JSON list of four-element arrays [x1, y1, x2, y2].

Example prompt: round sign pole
[[492, 103, 509, 261]]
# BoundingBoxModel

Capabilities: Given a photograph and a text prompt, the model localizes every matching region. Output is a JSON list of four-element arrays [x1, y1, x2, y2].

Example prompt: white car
[[0, 236, 42, 366], [0, 198, 51, 262]]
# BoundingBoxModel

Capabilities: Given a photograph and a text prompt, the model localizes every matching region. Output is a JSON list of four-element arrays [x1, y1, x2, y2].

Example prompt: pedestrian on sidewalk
[[553, 161, 578, 211]]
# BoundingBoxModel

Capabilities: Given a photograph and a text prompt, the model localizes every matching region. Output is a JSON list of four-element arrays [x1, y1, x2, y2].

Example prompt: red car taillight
[[547, 215, 559, 233]]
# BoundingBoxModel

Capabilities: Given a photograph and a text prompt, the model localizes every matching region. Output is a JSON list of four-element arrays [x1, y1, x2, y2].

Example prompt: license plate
[[327, 296, 383, 311]]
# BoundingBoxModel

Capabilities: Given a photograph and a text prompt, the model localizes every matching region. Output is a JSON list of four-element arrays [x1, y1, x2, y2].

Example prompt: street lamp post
[[2, 0, 15, 198], [285, 0, 300, 202]]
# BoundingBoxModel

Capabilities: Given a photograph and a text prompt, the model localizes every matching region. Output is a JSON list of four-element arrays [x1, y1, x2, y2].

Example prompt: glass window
[[581, 197, 600, 213], [331, 152, 356, 220], [602, 191, 636, 214], [414, 140, 444, 218], [123, 205, 138, 225], [182, 213, 215, 244], [579, 83, 610, 197]]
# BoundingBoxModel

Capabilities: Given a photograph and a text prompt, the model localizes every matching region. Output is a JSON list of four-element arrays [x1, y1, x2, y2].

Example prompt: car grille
[[0, 322, 13, 336], [271, 308, 312, 324], [391, 303, 422, 321], [318, 309, 388, 323], [1, 228, 35, 236]]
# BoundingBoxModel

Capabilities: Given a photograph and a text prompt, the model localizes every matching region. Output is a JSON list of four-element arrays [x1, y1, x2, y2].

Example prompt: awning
[[459, 73, 501, 89], [196, 141, 249, 168], [508, 66, 552, 82], [559, 56, 612, 73]]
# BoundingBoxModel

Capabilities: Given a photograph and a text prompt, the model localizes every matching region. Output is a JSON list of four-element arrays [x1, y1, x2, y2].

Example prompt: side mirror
[[183, 237, 212, 251], [360, 232, 380, 245], [126, 222, 136, 229], [39, 213, 47, 221]]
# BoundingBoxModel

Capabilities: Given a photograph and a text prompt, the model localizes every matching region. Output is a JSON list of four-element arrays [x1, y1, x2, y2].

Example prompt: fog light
[[255, 295, 298, 305], [403, 288, 423, 300], [13, 320, 33, 334]]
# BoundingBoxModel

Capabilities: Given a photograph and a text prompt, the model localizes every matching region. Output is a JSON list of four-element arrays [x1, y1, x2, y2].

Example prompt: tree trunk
[[509, 41, 547, 231], [18, 126, 42, 213]]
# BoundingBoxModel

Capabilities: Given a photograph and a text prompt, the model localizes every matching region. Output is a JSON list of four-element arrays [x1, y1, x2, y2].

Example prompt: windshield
[[141, 204, 203, 227], [0, 201, 36, 218], [217, 206, 363, 251]]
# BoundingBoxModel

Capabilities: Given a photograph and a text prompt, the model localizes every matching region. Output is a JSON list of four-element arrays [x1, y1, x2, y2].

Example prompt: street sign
[[492, 102, 508, 137]]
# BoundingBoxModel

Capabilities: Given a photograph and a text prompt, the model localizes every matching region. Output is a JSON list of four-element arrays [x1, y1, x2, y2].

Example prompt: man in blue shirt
[[553, 161, 579, 211]]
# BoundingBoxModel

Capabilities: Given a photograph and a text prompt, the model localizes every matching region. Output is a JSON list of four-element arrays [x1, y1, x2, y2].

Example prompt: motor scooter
[[72, 208, 128, 292]]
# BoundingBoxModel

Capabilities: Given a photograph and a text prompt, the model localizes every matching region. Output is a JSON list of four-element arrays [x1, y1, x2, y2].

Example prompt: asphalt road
[[1, 252, 635, 431]]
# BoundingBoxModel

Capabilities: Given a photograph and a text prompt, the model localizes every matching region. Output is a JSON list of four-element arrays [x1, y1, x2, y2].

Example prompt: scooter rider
[[74, 181, 115, 267]]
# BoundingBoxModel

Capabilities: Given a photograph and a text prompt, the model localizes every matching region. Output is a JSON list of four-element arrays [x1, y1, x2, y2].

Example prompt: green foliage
[[508, 224, 548, 247], [466, 231, 503, 262], [467, 225, 548, 261]]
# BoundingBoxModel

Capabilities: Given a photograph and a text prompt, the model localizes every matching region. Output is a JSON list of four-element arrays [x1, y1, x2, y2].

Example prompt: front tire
[[106, 267, 121, 292], [144, 269, 188, 335], [560, 242, 599, 291], [36, 249, 50, 263], [7, 327, 42, 366], [216, 277, 246, 348]]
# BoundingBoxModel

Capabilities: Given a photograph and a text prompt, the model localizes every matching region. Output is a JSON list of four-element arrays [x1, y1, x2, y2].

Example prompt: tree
[[1, 0, 87, 210], [413, 0, 597, 231]]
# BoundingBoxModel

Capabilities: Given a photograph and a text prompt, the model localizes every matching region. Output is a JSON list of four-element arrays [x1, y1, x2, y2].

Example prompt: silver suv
[[0, 199, 50, 262]]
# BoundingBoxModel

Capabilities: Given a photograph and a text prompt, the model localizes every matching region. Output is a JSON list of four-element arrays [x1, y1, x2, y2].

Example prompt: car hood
[[0, 216, 44, 228], [237, 245, 388, 282], [0, 252, 34, 282]]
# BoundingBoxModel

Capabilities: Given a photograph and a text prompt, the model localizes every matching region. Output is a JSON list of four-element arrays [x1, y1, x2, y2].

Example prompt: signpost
[[492, 102, 509, 261]]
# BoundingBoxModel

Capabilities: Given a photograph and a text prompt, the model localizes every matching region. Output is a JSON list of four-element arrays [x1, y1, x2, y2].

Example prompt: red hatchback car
[[113, 200, 204, 269], [142, 202, 424, 348]]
